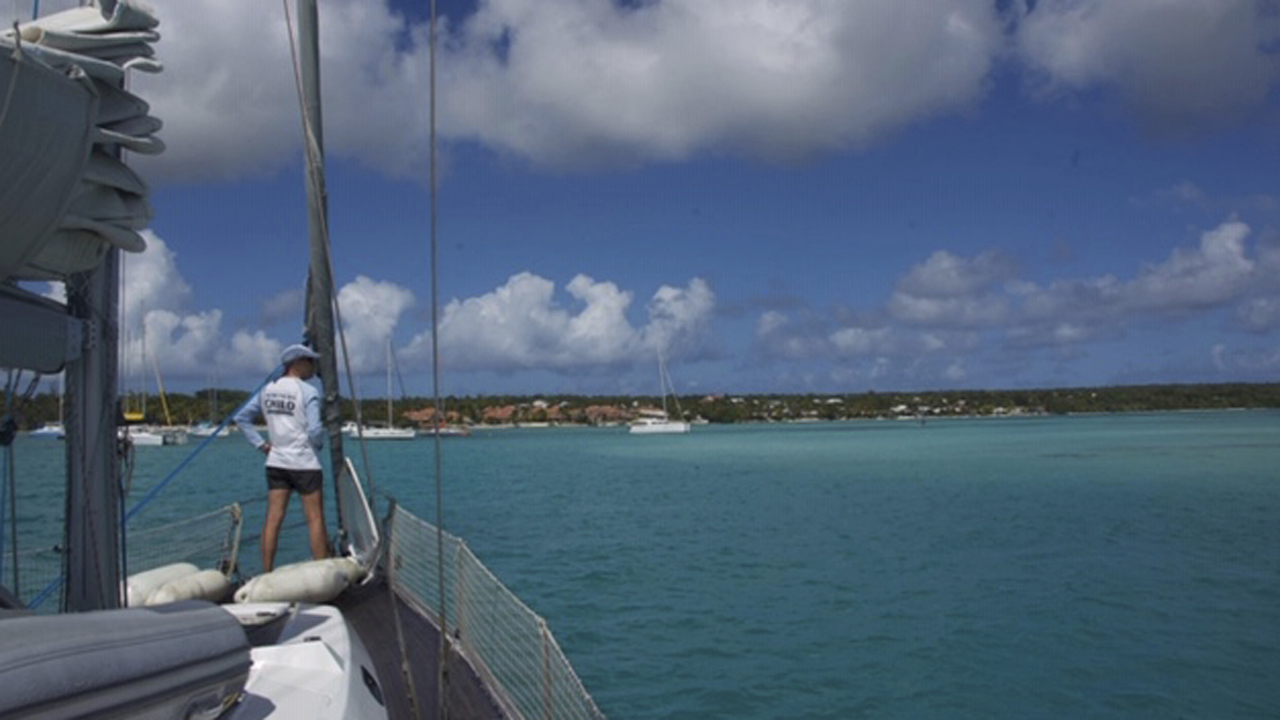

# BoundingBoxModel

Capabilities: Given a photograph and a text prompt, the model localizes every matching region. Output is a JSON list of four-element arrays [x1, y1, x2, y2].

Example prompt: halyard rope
[[428, 2, 452, 717], [280, 0, 379, 525]]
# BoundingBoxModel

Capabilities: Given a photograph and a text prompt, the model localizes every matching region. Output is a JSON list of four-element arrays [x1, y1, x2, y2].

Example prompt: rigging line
[[123, 368, 279, 523], [4, 410, 14, 593], [323, 208, 377, 512], [280, 0, 378, 515], [393, 346, 409, 400], [117, 431, 130, 594], [2, 372, 16, 592], [428, 1, 451, 717]]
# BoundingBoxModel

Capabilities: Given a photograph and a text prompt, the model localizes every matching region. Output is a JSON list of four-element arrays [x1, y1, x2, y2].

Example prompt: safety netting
[[126, 502, 243, 578], [388, 505, 606, 720], [13, 502, 242, 611]]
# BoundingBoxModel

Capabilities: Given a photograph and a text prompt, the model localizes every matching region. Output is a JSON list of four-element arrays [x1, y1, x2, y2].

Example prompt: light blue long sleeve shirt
[[234, 376, 324, 470]]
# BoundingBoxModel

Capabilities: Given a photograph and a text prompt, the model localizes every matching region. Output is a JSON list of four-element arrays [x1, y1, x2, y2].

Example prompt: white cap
[[280, 344, 320, 366]]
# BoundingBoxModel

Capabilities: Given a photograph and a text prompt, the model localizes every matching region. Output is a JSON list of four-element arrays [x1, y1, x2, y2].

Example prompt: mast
[[386, 339, 393, 428], [140, 326, 148, 420], [151, 353, 172, 426], [658, 355, 669, 418], [296, 0, 346, 515], [63, 251, 122, 611]]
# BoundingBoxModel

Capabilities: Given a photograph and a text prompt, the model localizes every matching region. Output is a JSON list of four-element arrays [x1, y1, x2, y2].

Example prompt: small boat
[[350, 425, 417, 440], [188, 421, 223, 437], [28, 423, 66, 439], [421, 423, 471, 437], [121, 427, 188, 446], [124, 428, 164, 446]]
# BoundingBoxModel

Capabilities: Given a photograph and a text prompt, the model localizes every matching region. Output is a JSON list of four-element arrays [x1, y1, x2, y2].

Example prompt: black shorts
[[266, 466, 323, 495]]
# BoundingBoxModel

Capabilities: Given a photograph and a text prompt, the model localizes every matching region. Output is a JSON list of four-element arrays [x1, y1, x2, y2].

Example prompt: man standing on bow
[[234, 344, 329, 572]]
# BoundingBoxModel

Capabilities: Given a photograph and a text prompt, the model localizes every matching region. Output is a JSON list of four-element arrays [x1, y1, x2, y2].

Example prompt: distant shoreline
[[16, 382, 1279, 430], [458, 406, 1275, 430]]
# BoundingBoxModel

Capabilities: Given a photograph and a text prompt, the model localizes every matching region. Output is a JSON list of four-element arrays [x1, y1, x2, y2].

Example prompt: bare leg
[[301, 489, 328, 560], [262, 488, 291, 573]]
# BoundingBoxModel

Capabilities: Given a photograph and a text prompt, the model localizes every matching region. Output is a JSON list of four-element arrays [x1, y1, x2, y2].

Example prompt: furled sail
[[0, 0, 162, 283]]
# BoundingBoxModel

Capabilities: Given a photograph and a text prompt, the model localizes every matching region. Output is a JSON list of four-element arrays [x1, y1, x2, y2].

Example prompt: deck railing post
[[454, 540, 467, 649], [540, 618, 552, 720]]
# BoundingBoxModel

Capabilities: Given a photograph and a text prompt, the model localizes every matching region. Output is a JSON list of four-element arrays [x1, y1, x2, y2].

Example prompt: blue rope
[[29, 368, 281, 609]]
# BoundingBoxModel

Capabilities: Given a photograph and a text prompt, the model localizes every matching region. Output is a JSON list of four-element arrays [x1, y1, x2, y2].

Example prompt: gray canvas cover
[[0, 601, 250, 719]]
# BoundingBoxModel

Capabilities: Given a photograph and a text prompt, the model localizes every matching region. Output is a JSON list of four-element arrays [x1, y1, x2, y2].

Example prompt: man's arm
[[234, 392, 268, 451]]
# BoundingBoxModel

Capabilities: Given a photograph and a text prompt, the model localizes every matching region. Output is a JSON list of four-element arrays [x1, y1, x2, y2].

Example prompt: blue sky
[[33, 0, 1280, 396]]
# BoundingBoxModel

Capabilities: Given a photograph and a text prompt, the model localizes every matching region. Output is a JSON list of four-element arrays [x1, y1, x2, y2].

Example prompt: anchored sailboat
[[630, 354, 691, 434], [346, 340, 415, 440]]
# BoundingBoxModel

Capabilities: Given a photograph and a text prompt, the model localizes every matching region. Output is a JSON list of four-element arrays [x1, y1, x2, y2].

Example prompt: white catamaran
[[0, 2, 606, 718], [630, 354, 691, 434]]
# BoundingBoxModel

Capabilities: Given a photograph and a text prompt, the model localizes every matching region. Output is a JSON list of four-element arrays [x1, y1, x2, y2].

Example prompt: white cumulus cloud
[[447, 0, 1003, 166], [333, 275, 416, 374], [755, 310, 831, 360], [1015, 0, 1280, 133], [756, 218, 1274, 386], [404, 272, 714, 372], [1123, 219, 1255, 313], [119, 232, 204, 378], [887, 251, 1016, 328], [110, 232, 419, 381], [1238, 297, 1280, 332], [218, 330, 283, 376], [641, 277, 716, 357], [120, 0, 1276, 181], [129, 0, 1007, 180]]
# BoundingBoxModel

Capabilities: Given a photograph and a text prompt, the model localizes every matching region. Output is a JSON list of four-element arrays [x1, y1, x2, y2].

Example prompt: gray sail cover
[[0, 0, 162, 283], [0, 601, 250, 718]]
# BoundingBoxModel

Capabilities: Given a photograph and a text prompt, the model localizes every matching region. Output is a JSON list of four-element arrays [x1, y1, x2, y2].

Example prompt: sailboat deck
[[335, 576, 505, 720]]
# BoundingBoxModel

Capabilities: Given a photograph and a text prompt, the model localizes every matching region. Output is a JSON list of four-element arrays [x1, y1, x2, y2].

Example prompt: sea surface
[[6, 410, 1279, 718]]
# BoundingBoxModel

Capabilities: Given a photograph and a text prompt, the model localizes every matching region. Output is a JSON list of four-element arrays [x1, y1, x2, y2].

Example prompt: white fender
[[234, 557, 365, 604], [147, 569, 231, 605], [125, 562, 199, 607]]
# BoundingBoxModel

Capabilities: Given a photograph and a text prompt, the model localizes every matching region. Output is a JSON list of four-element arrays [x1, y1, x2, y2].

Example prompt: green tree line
[[8, 382, 1280, 430]]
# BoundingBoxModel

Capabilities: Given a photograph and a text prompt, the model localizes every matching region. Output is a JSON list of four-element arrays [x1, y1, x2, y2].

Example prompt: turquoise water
[[6, 411, 1280, 718]]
